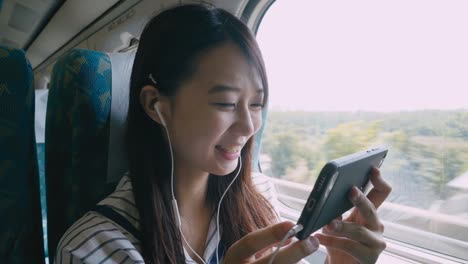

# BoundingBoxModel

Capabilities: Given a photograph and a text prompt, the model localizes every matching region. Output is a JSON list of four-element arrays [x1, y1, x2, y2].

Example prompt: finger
[[315, 233, 368, 263], [256, 236, 320, 264], [349, 186, 381, 230], [324, 220, 385, 247], [321, 215, 344, 235], [225, 221, 295, 260], [254, 237, 293, 259], [322, 225, 333, 235], [366, 167, 392, 209]]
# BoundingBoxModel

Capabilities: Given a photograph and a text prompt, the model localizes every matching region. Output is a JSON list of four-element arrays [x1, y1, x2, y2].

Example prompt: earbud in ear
[[154, 101, 166, 127]]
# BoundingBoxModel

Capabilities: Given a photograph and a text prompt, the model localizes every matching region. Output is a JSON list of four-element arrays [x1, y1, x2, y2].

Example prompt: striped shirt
[[54, 172, 280, 264]]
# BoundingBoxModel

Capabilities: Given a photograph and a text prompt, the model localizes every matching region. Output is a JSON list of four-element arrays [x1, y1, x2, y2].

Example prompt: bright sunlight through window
[[256, 0, 468, 261]]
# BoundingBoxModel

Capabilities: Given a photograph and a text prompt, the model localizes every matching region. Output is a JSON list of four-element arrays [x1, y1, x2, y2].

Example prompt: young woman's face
[[166, 43, 264, 176]]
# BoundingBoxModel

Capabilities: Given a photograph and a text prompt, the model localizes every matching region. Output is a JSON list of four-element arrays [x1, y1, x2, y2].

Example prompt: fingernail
[[307, 236, 319, 250], [330, 220, 342, 232], [349, 186, 359, 202]]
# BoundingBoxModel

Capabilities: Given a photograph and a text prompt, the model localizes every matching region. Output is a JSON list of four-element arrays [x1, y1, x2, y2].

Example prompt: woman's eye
[[212, 102, 264, 110], [213, 103, 236, 109], [251, 103, 264, 109]]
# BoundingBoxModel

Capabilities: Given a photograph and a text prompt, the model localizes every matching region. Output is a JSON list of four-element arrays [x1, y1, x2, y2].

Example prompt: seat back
[[45, 48, 134, 258], [0, 45, 45, 263]]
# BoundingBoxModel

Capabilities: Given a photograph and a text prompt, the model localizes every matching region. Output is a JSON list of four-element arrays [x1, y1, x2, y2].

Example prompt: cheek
[[171, 127, 213, 164], [172, 111, 228, 153], [252, 112, 263, 134]]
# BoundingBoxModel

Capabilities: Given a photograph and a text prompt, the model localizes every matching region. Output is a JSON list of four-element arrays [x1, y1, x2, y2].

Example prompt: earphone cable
[[163, 122, 207, 263], [267, 224, 303, 264], [216, 155, 242, 264]]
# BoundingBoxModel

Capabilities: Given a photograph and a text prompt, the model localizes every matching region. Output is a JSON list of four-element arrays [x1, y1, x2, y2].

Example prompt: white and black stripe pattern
[[252, 172, 282, 218], [55, 175, 144, 263], [55, 212, 144, 263], [55, 173, 283, 263], [96, 176, 140, 231]]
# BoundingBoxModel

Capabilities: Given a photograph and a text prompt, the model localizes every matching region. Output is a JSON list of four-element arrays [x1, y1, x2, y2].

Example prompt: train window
[[256, 0, 468, 262]]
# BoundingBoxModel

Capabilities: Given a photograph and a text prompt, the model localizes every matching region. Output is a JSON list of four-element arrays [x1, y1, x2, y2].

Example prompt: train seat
[[0, 45, 45, 264], [45, 48, 135, 258]]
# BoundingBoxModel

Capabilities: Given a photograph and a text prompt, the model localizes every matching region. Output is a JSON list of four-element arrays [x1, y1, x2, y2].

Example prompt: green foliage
[[260, 110, 468, 208], [324, 120, 382, 160], [266, 133, 301, 177]]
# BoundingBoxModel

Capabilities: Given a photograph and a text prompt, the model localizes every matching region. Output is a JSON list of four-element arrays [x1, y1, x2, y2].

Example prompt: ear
[[139, 85, 171, 126]]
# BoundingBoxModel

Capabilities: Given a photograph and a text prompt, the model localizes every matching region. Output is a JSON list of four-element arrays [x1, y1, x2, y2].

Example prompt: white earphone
[[151, 77, 241, 264], [154, 101, 166, 127]]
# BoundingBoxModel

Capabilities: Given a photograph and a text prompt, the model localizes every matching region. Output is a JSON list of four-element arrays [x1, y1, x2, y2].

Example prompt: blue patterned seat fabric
[[0, 45, 45, 263], [46, 49, 134, 258]]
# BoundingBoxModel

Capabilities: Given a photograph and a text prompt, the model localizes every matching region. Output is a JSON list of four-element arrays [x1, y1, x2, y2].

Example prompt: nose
[[235, 104, 256, 137]]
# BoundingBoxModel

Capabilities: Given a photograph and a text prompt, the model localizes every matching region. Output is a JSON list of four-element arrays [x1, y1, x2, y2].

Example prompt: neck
[[172, 165, 213, 263], [173, 165, 211, 217]]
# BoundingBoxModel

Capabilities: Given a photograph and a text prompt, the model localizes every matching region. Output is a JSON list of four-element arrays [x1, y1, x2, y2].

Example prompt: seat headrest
[[0, 45, 34, 116], [47, 48, 135, 183], [106, 51, 135, 182]]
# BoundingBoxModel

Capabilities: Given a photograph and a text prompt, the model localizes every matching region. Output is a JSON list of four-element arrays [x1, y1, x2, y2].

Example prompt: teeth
[[225, 148, 240, 153], [218, 146, 240, 153]]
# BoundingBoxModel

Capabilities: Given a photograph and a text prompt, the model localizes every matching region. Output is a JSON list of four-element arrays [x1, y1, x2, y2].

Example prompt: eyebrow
[[208, 84, 264, 95]]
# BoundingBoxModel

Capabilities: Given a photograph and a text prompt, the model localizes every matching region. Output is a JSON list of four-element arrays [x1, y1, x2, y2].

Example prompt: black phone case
[[296, 147, 388, 240]]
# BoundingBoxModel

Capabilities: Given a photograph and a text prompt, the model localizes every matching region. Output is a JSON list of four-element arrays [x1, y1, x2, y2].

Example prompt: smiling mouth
[[215, 145, 242, 161], [215, 145, 241, 153]]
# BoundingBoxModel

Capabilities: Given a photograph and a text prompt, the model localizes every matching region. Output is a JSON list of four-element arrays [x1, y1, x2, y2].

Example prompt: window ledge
[[270, 177, 468, 264]]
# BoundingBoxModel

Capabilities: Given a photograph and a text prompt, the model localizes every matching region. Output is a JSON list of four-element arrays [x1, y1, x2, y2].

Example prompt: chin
[[210, 161, 240, 176]]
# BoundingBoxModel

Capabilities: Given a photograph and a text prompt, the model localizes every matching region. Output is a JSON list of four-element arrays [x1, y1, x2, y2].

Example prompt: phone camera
[[307, 198, 316, 211]]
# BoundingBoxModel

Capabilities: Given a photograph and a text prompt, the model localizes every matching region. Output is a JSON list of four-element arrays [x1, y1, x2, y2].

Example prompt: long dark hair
[[126, 4, 276, 263]]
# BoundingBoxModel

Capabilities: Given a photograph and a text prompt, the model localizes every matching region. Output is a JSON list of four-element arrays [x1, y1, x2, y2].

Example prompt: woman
[[56, 4, 391, 264]]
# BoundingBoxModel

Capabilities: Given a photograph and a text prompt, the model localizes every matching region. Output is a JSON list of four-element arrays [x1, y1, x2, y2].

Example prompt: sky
[[256, 0, 468, 112]]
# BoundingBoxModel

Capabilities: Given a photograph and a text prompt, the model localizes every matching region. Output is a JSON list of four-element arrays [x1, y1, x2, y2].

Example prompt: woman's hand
[[316, 167, 392, 264], [223, 221, 319, 264]]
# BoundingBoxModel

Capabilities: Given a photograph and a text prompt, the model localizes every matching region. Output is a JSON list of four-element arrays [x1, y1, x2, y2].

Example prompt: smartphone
[[295, 146, 388, 240]]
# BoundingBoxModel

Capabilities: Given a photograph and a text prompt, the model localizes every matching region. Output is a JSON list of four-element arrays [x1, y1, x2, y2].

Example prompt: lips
[[216, 145, 242, 160], [216, 145, 241, 153]]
